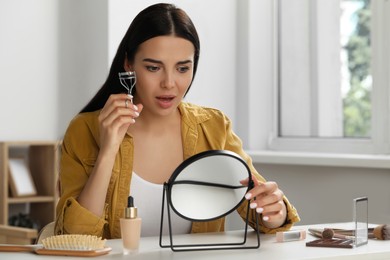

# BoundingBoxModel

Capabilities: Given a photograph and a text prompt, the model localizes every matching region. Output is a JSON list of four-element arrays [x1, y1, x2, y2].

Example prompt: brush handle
[[0, 244, 39, 252], [35, 247, 112, 257], [308, 228, 324, 238], [332, 233, 355, 240]]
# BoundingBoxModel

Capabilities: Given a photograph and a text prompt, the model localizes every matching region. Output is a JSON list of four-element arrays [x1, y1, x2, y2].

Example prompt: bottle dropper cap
[[125, 196, 137, 219]]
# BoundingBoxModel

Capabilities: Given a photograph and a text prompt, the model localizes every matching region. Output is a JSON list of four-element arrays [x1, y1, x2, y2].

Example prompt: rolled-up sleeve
[[55, 197, 107, 236]]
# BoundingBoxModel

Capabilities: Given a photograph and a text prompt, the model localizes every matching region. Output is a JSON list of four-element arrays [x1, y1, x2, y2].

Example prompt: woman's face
[[128, 36, 195, 117]]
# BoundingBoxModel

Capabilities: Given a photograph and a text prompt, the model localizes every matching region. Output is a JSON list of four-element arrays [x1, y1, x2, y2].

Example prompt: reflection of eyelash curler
[[118, 71, 136, 103]]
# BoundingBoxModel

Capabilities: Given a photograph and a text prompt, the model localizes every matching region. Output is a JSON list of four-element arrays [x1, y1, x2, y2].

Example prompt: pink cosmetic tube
[[276, 230, 306, 242]]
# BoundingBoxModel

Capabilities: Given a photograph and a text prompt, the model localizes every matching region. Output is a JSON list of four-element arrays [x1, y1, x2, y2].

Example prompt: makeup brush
[[372, 224, 390, 240], [321, 228, 355, 240], [321, 225, 390, 241], [329, 225, 390, 240], [309, 225, 390, 241]]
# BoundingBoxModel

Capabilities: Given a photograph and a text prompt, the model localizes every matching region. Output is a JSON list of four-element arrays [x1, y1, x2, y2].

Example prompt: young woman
[[55, 3, 300, 239]]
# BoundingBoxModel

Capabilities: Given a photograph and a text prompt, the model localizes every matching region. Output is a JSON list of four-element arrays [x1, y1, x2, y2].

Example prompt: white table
[[1, 224, 389, 259]]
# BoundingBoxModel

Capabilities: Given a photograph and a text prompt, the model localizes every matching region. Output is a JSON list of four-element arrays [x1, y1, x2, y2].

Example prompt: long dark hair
[[80, 3, 200, 113]]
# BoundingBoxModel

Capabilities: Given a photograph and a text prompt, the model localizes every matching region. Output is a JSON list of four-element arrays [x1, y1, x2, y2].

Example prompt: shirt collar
[[178, 102, 211, 128]]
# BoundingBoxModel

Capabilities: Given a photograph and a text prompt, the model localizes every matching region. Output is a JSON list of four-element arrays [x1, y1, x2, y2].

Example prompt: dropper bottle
[[120, 196, 142, 254]]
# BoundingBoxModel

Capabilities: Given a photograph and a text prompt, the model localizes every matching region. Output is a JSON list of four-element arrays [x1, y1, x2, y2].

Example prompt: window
[[269, 0, 390, 154]]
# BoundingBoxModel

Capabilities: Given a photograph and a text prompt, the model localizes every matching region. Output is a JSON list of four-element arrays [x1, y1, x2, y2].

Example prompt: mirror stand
[[159, 183, 261, 252]]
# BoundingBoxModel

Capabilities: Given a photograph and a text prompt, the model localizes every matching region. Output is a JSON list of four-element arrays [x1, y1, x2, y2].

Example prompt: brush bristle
[[41, 234, 106, 251], [382, 224, 390, 240], [373, 224, 390, 240], [322, 228, 334, 239]]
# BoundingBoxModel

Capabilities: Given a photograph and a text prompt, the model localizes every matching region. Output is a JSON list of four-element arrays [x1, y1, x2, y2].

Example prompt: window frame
[[268, 0, 390, 155]]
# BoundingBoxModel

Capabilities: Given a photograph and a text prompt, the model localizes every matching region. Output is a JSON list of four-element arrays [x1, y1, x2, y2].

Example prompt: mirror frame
[[159, 150, 260, 251], [354, 197, 368, 247]]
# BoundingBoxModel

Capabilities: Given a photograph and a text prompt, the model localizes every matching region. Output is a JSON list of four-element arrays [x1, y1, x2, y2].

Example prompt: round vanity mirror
[[167, 150, 251, 221]]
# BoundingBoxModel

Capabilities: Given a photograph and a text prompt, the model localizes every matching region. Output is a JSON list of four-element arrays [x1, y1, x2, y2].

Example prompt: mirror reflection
[[168, 150, 250, 221]]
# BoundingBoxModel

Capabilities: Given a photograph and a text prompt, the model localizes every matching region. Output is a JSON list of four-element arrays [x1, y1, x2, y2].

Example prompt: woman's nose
[[161, 71, 175, 89]]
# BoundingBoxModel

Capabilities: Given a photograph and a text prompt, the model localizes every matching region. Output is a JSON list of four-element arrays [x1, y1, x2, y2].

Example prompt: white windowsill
[[246, 150, 390, 169]]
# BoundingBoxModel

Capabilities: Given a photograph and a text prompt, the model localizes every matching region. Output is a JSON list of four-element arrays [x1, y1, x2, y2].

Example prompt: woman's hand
[[240, 175, 287, 229], [98, 93, 143, 155]]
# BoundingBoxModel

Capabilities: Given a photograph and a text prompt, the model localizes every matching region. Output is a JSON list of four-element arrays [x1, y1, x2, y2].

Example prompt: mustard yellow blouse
[[55, 102, 300, 238]]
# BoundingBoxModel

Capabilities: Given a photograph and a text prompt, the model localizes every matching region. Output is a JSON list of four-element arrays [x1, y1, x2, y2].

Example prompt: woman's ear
[[123, 58, 133, 71]]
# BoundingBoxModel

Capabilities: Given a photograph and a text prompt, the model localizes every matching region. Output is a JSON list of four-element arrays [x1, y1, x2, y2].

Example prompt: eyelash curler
[[118, 71, 137, 103]]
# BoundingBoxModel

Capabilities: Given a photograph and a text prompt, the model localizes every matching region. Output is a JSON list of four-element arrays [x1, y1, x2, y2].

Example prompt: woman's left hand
[[240, 175, 287, 229]]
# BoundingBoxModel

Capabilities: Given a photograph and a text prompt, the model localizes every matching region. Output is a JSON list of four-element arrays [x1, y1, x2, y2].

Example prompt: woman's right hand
[[98, 93, 143, 155]]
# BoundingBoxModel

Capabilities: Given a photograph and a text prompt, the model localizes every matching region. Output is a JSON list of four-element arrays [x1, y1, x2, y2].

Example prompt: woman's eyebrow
[[177, 60, 193, 65], [143, 58, 163, 64], [142, 58, 193, 65]]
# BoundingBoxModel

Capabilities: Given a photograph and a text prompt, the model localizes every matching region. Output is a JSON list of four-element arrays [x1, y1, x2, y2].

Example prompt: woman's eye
[[146, 66, 159, 72], [178, 66, 190, 73]]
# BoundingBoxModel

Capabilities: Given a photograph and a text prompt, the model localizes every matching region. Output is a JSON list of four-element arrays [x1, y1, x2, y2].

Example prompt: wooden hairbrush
[[0, 234, 111, 256]]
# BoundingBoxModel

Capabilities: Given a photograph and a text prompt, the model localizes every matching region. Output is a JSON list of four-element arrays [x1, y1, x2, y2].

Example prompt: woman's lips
[[156, 95, 175, 108]]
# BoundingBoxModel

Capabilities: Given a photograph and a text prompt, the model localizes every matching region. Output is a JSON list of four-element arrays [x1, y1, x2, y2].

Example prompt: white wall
[[0, 0, 59, 140], [57, 0, 109, 134]]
